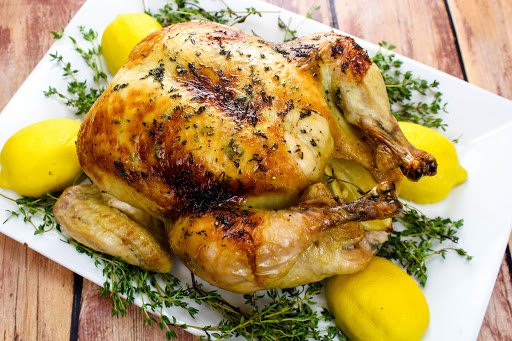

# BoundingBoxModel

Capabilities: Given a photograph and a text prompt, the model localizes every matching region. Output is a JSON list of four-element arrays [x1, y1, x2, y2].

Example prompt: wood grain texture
[[0, 0, 84, 340], [78, 279, 194, 340], [329, 0, 464, 78], [0, 0, 86, 110], [1, 0, 511, 340], [478, 252, 512, 341], [0, 235, 74, 341], [267, 0, 332, 26], [447, 0, 512, 99]]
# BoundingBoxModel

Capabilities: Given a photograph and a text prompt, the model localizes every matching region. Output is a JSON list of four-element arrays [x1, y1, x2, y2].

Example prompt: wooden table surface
[[1, 0, 511, 340]]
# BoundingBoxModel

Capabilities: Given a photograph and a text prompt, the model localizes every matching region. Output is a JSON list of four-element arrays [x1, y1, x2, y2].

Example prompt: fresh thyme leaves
[[147, 0, 263, 28], [2, 189, 338, 340], [377, 204, 472, 287], [0, 192, 200, 338], [193, 281, 336, 340], [69, 241, 203, 336], [1, 192, 59, 235], [278, 5, 320, 42], [372, 41, 448, 129], [78, 242, 342, 340], [71, 26, 108, 88], [44, 26, 107, 116]]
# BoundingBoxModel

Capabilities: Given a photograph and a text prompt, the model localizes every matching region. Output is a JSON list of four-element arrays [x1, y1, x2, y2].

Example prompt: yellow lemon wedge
[[0, 119, 82, 197], [326, 256, 430, 341], [101, 13, 162, 75], [399, 121, 467, 204]]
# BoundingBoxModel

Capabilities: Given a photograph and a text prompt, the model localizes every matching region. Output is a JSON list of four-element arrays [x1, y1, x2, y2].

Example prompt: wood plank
[[78, 279, 195, 340], [477, 253, 512, 341], [330, 0, 463, 78], [0, 235, 74, 341], [34, 247, 75, 340], [0, 235, 31, 341], [446, 0, 512, 245], [0, 0, 85, 340], [0, 0, 86, 111], [447, 0, 512, 99]]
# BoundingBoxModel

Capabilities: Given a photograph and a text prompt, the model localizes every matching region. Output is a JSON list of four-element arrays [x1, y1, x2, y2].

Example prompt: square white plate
[[1, 0, 512, 340]]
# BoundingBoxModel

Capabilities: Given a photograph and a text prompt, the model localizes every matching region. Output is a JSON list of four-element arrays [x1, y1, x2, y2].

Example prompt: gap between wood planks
[[329, 0, 339, 29], [507, 248, 512, 286], [442, 0, 468, 81], [69, 274, 83, 341]]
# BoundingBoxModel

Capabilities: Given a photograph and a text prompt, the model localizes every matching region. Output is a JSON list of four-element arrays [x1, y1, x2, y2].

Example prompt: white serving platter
[[1, 0, 512, 340]]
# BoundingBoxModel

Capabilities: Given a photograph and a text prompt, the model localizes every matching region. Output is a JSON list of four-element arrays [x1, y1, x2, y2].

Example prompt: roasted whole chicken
[[53, 21, 436, 293]]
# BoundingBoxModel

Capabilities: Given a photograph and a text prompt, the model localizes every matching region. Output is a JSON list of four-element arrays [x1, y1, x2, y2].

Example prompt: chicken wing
[[53, 184, 173, 273]]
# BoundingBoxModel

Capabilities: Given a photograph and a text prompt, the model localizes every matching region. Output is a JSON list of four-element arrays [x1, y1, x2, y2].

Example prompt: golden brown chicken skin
[[53, 184, 173, 273], [169, 182, 401, 293], [78, 21, 434, 218], [64, 21, 437, 293]]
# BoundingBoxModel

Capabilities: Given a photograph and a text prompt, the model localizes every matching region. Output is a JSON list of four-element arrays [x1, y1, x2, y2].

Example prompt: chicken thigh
[[55, 21, 436, 293]]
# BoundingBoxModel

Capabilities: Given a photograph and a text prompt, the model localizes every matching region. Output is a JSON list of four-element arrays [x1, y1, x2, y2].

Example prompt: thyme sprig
[[378, 204, 472, 286], [278, 5, 320, 42], [69, 241, 214, 340], [372, 41, 448, 129], [147, 0, 263, 28], [0, 192, 208, 339], [44, 26, 107, 115], [1, 190, 336, 340], [194, 281, 339, 340], [87, 252, 339, 340], [1, 193, 59, 234]]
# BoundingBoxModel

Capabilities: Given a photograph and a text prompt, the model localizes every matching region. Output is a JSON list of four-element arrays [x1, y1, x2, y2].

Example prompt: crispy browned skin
[[78, 21, 435, 218], [74, 21, 436, 292]]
